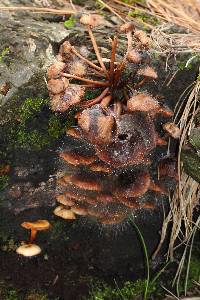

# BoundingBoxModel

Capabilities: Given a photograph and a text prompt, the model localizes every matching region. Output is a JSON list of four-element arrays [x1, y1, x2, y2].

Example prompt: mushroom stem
[[123, 88, 129, 101], [71, 47, 105, 75], [100, 95, 112, 108], [127, 31, 132, 51], [112, 32, 132, 85], [81, 87, 109, 108], [29, 228, 37, 244], [114, 101, 122, 116], [113, 58, 126, 85], [133, 77, 148, 89], [109, 37, 118, 79], [87, 25, 108, 75], [61, 73, 109, 86]]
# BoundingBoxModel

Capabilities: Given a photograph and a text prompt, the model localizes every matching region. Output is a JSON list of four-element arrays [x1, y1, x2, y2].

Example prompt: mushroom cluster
[[48, 15, 178, 225]]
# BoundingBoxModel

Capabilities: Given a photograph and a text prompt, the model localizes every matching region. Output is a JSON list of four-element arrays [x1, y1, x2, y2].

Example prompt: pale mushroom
[[16, 243, 41, 257], [53, 205, 76, 220]]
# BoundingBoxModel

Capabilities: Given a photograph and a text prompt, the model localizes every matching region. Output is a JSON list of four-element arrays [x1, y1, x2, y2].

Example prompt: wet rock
[[8, 184, 22, 198], [0, 0, 73, 115], [4, 178, 56, 214]]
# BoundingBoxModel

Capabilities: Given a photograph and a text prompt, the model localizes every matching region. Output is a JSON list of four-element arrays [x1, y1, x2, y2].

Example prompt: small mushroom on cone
[[163, 122, 181, 139]]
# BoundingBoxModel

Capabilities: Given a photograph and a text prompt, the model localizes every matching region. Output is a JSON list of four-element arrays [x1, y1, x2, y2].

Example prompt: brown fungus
[[47, 18, 177, 224]]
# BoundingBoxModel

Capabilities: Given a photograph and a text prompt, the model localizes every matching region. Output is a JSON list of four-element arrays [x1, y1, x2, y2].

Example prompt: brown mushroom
[[163, 122, 181, 139], [21, 220, 51, 244], [80, 14, 104, 27], [119, 22, 135, 33], [47, 61, 66, 79], [114, 171, 151, 199], [59, 151, 96, 166], [66, 127, 82, 138], [127, 49, 142, 64], [56, 194, 75, 206], [134, 30, 151, 48], [71, 205, 88, 216], [53, 205, 76, 220], [62, 174, 102, 191], [89, 162, 112, 173], [137, 66, 158, 80]]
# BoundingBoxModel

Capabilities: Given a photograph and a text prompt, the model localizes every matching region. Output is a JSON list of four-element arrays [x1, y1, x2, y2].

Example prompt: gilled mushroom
[[134, 30, 151, 48], [114, 171, 151, 199], [21, 220, 51, 244], [16, 220, 51, 257], [69, 59, 87, 77], [66, 127, 82, 138], [89, 162, 112, 173], [51, 84, 85, 112], [62, 174, 102, 191], [48, 61, 66, 79], [119, 22, 135, 34], [56, 194, 75, 206], [118, 197, 141, 209], [16, 243, 41, 257], [59, 151, 96, 166], [78, 105, 115, 145], [137, 66, 158, 80], [80, 14, 104, 27], [163, 122, 181, 139], [53, 205, 76, 220], [127, 49, 142, 64], [63, 191, 96, 204], [48, 78, 69, 94], [71, 204, 88, 216]]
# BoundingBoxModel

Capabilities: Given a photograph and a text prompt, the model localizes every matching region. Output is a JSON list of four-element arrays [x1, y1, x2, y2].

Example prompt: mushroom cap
[[78, 105, 115, 145], [47, 61, 66, 79], [16, 243, 41, 257], [134, 30, 151, 47], [21, 220, 51, 231], [119, 22, 135, 33], [95, 113, 156, 168], [53, 205, 76, 220], [127, 93, 160, 112], [137, 66, 158, 79], [127, 49, 142, 64], [163, 122, 181, 139], [80, 14, 104, 27]]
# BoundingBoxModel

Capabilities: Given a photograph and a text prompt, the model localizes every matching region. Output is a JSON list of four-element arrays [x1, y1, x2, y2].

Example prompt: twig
[[62, 73, 109, 86]]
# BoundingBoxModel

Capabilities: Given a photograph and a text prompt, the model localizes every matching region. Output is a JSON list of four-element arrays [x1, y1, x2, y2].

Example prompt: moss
[[177, 55, 200, 71], [0, 47, 10, 62], [49, 219, 70, 242], [1, 97, 76, 152], [85, 278, 159, 300], [0, 283, 59, 300], [84, 89, 101, 100], [18, 98, 49, 123], [0, 174, 9, 191], [128, 9, 160, 26], [25, 290, 50, 300], [1, 238, 17, 252], [64, 16, 76, 29]]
